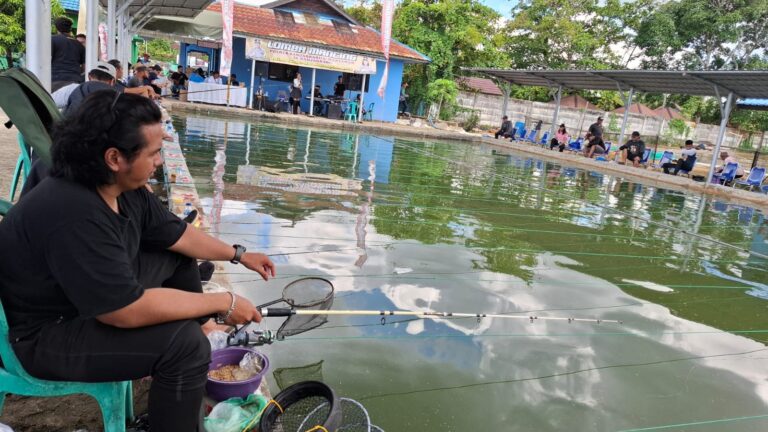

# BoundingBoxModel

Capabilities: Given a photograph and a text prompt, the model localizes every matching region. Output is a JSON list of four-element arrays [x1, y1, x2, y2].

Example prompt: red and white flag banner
[[220, 0, 234, 76], [377, 0, 395, 98]]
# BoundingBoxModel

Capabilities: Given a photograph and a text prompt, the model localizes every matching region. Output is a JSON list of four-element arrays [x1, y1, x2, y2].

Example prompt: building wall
[[230, 37, 404, 122], [457, 90, 747, 148]]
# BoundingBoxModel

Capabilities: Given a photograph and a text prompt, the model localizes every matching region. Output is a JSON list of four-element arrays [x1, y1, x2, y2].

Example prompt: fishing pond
[[174, 113, 768, 432]]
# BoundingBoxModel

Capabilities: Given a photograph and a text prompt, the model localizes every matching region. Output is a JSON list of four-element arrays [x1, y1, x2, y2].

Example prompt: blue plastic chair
[[655, 151, 674, 168], [736, 167, 766, 191], [603, 141, 612, 154], [713, 162, 738, 185], [677, 156, 697, 177], [522, 129, 537, 143], [538, 131, 549, 146], [640, 148, 651, 165], [0, 296, 134, 431], [344, 101, 358, 122], [568, 137, 583, 152], [364, 102, 374, 121], [9, 133, 32, 201], [513, 128, 526, 142]]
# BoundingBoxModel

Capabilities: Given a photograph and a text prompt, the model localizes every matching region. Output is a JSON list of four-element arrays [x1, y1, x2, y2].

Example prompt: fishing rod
[[260, 308, 623, 324]]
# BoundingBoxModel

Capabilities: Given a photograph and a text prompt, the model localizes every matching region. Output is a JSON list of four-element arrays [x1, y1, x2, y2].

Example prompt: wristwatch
[[231, 244, 246, 264]]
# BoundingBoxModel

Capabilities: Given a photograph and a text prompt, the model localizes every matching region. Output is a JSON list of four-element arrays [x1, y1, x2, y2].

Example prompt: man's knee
[[154, 320, 211, 386]]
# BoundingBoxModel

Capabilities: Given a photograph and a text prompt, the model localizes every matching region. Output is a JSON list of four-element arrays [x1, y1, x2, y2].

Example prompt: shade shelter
[[463, 68, 768, 183]]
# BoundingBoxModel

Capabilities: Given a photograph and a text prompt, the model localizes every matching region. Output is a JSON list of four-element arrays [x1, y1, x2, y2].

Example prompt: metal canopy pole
[[618, 88, 634, 146], [357, 74, 366, 122], [309, 68, 316, 116], [549, 85, 562, 142], [25, 0, 52, 91], [107, 0, 116, 58], [248, 58, 256, 109], [707, 92, 734, 183], [85, 0, 99, 74]]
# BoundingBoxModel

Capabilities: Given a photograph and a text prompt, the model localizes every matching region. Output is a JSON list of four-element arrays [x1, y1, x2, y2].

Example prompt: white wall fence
[[456, 90, 765, 150]]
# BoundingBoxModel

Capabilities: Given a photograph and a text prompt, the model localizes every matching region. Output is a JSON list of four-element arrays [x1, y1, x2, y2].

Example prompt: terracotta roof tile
[[652, 106, 685, 120], [208, 3, 427, 62], [456, 77, 502, 95], [612, 103, 657, 116], [553, 95, 599, 110]]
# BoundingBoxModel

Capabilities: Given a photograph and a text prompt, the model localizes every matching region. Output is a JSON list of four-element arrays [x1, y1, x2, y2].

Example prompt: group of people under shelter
[[0, 17, 280, 431], [493, 114, 749, 180]]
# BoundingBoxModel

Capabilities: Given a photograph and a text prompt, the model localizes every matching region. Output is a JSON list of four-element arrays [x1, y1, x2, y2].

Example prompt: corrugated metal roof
[[737, 98, 768, 110], [99, 0, 215, 19], [463, 68, 768, 99]]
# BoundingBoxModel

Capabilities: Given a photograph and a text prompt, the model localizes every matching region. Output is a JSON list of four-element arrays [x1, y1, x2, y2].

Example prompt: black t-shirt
[[333, 82, 346, 97], [588, 122, 603, 138], [619, 139, 646, 156], [0, 177, 187, 340], [51, 34, 85, 82], [65, 81, 121, 115]]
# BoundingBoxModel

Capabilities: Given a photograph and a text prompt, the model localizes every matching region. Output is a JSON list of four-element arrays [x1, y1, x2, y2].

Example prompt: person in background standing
[[138, 53, 152, 65], [399, 82, 409, 115], [588, 116, 604, 140], [291, 72, 303, 114], [333, 75, 346, 99], [51, 17, 85, 91]]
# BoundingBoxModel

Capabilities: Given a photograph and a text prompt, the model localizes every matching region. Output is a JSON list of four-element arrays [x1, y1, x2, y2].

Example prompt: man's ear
[[103, 147, 122, 173]]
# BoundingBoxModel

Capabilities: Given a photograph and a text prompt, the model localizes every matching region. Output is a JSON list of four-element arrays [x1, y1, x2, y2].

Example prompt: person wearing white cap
[[64, 61, 122, 115]]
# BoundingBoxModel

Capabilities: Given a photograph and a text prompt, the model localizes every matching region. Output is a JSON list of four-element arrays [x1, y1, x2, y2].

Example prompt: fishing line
[[354, 347, 768, 402], [617, 413, 768, 432]]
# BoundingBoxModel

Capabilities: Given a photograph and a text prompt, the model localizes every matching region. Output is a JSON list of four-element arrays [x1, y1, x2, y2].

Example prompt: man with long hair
[[0, 91, 275, 431]]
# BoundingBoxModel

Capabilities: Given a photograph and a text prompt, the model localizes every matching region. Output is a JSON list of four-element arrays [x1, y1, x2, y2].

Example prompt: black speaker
[[326, 103, 343, 119]]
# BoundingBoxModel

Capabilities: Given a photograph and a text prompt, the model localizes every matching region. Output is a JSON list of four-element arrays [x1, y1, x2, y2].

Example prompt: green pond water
[[173, 114, 768, 432]]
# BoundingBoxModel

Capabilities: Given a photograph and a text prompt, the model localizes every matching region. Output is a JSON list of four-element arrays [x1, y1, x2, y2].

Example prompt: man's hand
[[225, 293, 262, 325], [239, 252, 276, 281]]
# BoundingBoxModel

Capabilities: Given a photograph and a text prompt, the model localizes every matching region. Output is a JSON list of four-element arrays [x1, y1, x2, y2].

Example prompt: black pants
[[14, 250, 209, 432], [549, 138, 565, 152], [495, 130, 511, 139], [663, 159, 693, 175], [292, 99, 300, 114]]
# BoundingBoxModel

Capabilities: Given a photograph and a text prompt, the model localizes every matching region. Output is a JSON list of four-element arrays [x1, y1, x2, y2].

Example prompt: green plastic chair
[[8, 133, 32, 201], [0, 297, 134, 431], [344, 101, 358, 123], [0, 199, 11, 216], [364, 102, 375, 121]]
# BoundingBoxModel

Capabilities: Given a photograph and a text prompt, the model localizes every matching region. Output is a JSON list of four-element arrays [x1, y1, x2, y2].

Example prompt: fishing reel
[[227, 328, 278, 347]]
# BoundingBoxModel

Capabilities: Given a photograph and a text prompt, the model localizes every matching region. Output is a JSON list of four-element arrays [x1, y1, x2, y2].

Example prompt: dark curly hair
[[51, 90, 161, 189]]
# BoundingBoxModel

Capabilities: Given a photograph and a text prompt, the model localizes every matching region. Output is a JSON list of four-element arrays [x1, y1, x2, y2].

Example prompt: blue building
[[179, 0, 429, 122]]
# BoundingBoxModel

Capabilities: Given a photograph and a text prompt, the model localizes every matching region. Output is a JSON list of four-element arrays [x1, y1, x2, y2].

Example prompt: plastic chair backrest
[[746, 167, 766, 185], [514, 121, 524, 132], [658, 151, 673, 166], [518, 128, 526, 140], [604, 142, 612, 153], [641, 148, 651, 163], [0, 199, 11, 216], [0, 298, 32, 377], [539, 132, 549, 144], [526, 129, 536, 141], [721, 162, 738, 180], [345, 102, 358, 121]]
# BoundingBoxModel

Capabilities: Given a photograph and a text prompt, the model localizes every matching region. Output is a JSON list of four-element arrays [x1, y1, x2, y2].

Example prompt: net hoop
[[282, 277, 335, 307], [259, 380, 342, 432]]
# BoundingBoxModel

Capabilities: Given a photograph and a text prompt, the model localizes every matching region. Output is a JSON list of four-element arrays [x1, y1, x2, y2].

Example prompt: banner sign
[[245, 38, 377, 74], [220, 0, 234, 76], [377, 0, 395, 97]]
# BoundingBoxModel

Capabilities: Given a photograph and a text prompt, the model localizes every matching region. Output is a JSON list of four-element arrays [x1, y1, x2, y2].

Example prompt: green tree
[[146, 38, 176, 63], [504, 0, 651, 69], [0, 0, 65, 67], [635, 0, 768, 70], [392, 0, 509, 104], [426, 78, 459, 120], [345, 0, 382, 27]]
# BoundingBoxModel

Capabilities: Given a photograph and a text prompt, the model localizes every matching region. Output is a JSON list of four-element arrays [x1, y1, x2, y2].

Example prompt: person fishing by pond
[[662, 139, 697, 175], [583, 132, 606, 158], [0, 91, 276, 432], [617, 131, 646, 167], [494, 115, 513, 139]]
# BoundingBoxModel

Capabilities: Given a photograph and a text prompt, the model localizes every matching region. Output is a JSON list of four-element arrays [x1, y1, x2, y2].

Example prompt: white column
[[707, 92, 734, 183], [309, 68, 316, 116], [248, 58, 256, 109], [357, 74, 366, 122], [548, 85, 562, 142], [107, 0, 116, 58], [116, 13, 125, 64], [25, 0, 52, 91], [85, 0, 99, 75], [618, 88, 634, 145]]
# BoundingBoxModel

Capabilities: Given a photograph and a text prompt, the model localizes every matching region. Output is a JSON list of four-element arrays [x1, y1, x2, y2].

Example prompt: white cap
[[90, 61, 116, 79]]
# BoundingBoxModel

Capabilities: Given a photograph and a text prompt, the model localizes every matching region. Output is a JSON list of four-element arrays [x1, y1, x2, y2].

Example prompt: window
[[268, 62, 299, 82], [275, 10, 295, 25], [332, 19, 354, 35], [303, 12, 319, 26], [343, 73, 369, 92]]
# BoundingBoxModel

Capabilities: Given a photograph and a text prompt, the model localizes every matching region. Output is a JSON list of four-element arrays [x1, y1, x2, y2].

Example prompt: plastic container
[[207, 348, 270, 402]]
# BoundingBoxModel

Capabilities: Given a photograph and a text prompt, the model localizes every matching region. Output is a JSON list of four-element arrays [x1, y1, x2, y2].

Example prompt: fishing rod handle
[[261, 307, 295, 317]]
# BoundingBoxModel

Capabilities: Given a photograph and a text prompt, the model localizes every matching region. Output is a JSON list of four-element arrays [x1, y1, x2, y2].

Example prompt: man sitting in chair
[[662, 140, 697, 175], [583, 133, 606, 158], [0, 91, 276, 432], [617, 131, 646, 167], [494, 116, 513, 139]]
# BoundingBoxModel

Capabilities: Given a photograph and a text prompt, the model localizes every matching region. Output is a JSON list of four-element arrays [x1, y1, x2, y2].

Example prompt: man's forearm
[[169, 224, 237, 261], [97, 289, 231, 328]]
